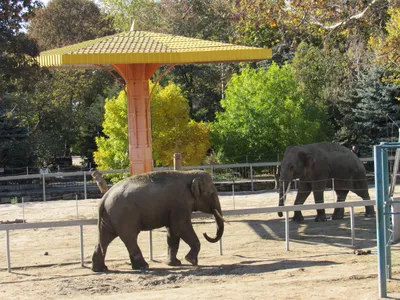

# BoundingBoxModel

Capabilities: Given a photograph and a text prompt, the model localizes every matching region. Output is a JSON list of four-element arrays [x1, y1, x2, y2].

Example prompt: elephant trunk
[[278, 179, 291, 217], [203, 199, 224, 243]]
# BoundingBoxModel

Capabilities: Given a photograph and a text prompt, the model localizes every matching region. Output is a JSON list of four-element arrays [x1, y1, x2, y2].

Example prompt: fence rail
[[0, 156, 397, 203], [0, 200, 375, 272]]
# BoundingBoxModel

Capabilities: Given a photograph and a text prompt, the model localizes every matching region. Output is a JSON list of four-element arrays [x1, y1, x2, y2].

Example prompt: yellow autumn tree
[[94, 82, 211, 170], [151, 82, 211, 166]]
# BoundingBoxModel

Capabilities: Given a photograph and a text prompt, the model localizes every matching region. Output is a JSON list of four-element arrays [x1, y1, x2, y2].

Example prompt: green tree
[[0, 0, 41, 96], [94, 83, 211, 170], [212, 63, 327, 163], [29, 0, 115, 51], [342, 68, 400, 156], [93, 91, 129, 171], [24, 0, 116, 165], [0, 100, 31, 169]]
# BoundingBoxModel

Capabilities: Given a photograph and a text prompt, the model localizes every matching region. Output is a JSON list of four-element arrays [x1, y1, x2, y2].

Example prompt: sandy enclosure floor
[[0, 188, 399, 300]]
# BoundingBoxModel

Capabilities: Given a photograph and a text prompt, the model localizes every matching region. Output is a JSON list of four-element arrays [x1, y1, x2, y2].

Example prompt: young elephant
[[91, 170, 224, 272]]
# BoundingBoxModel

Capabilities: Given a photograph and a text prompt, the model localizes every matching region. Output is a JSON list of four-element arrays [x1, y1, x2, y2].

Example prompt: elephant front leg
[[180, 225, 201, 266], [292, 183, 311, 222], [166, 227, 182, 266], [313, 190, 327, 222], [332, 190, 349, 220]]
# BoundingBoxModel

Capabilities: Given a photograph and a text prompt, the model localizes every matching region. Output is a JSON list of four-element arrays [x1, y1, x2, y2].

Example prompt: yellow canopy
[[38, 31, 272, 68]]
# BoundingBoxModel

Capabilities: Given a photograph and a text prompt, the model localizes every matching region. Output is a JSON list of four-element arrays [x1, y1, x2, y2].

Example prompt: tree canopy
[[212, 63, 327, 163], [94, 83, 211, 171]]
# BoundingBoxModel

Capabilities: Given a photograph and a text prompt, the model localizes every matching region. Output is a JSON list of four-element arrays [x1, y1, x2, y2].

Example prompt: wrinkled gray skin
[[92, 170, 224, 272], [278, 142, 376, 222]]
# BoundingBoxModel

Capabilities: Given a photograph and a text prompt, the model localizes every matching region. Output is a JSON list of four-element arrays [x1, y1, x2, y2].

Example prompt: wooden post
[[173, 153, 182, 170]]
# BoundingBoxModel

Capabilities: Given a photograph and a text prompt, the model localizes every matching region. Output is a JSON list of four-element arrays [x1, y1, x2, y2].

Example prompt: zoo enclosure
[[0, 156, 394, 203]]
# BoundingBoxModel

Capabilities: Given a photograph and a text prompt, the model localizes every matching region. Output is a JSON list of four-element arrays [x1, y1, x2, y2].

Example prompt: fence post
[[173, 153, 182, 170], [332, 178, 335, 202], [350, 207, 355, 246], [83, 171, 87, 200], [250, 164, 254, 192], [219, 238, 223, 255], [6, 230, 11, 272], [285, 211, 290, 251], [149, 230, 153, 260], [42, 174, 46, 202], [80, 225, 84, 267], [232, 179, 235, 210], [22, 197, 25, 223]]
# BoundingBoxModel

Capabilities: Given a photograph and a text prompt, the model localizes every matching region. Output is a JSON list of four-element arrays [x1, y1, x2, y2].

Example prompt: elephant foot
[[314, 215, 328, 222], [167, 258, 182, 267], [185, 254, 198, 266], [331, 214, 344, 220], [291, 216, 304, 222], [291, 211, 304, 222], [332, 208, 344, 220], [130, 255, 149, 270], [365, 211, 376, 218], [91, 264, 108, 272], [365, 206, 376, 218]]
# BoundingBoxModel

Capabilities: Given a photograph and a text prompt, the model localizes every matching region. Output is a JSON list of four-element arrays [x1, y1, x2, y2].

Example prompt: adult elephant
[[91, 170, 224, 272], [277, 142, 375, 222]]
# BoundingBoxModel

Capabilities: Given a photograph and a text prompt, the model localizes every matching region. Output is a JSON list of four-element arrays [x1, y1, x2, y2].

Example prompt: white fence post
[[84, 171, 87, 200], [350, 207, 355, 246], [42, 174, 46, 202], [250, 164, 254, 192], [6, 230, 10, 273], [149, 230, 153, 260], [285, 211, 290, 251], [80, 225, 84, 266]]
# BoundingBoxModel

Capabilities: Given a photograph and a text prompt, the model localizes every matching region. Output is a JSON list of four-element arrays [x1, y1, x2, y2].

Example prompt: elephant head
[[191, 174, 224, 243], [278, 146, 315, 217]]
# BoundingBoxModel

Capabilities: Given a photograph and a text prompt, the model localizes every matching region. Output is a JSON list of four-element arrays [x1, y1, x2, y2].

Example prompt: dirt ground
[[0, 188, 399, 300]]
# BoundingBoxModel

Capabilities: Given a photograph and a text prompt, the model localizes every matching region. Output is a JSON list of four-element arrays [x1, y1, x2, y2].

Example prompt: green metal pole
[[374, 144, 387, 298], [382, 148, 392, 279]]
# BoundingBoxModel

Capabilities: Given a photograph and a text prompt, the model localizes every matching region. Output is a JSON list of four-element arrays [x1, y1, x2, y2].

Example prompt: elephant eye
[[289, 165, 295, 172]]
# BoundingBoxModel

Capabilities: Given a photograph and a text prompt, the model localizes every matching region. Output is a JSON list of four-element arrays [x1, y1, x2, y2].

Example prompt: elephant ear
[[298, 150, 315, 168], [191, 178, 202, 200]]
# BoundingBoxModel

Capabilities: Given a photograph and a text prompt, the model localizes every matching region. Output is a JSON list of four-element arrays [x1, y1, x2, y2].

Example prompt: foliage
[[94, 83, 211, 171], [20, 0, 116, 166], [212, 63, 327, 163], [0, 0, 41, 96], [29, 0, 115, 51], [370, 8, 400, 85], [0, 100, 31, 168], [233, 0, 389, 62], [342, 68, 400, 156], [93, 91, 129, 173]]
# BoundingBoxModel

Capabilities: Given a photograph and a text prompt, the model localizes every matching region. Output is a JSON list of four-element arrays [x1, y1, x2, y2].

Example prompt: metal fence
[[0, 199, 375, 272], [0, 156, 395, 203]]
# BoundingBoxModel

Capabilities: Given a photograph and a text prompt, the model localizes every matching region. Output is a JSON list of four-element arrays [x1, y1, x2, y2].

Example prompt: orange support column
[[112, 64, 159, 175]]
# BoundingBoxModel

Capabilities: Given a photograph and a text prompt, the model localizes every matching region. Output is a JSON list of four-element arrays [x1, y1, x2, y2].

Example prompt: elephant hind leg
[[92, 226, 117, 272], [332, 190, 349, 220], [120, 232, 149, 270], [166, 227, 182, 267]]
